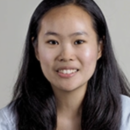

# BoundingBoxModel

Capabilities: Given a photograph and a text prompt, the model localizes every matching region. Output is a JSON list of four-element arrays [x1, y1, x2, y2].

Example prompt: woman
[[0, 0, 130, 130]]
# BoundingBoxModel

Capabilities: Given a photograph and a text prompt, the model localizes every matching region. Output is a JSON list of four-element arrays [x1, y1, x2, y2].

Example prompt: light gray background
[[0, 0, 130, 109]]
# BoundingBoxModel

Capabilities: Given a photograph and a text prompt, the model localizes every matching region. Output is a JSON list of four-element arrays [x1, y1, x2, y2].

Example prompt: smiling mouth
[[57, 69, 79, 74]]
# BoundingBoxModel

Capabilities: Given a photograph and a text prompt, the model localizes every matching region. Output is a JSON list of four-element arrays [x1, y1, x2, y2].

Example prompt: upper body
[[0, 95, 130, 130], [1, 0, 130, 130]]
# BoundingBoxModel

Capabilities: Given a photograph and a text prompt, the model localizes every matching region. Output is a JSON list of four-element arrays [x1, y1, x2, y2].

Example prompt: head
[[19, 0, 113, 94]]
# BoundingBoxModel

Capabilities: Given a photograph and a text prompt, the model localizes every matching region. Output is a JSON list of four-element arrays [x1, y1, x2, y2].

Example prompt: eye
[[47, 40, 59, 45], [74, 40, 85, 45]]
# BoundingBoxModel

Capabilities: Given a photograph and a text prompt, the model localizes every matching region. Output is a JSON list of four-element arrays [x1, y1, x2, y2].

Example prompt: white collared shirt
[[0, 95, 130, 130]]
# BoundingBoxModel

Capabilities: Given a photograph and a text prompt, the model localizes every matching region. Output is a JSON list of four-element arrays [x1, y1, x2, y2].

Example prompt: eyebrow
[[44, 31, 89, 37]]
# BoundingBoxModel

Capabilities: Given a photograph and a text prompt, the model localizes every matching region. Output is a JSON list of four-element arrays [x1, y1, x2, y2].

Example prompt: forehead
[[39, 4, 95, 37], [43, 4, 90, 19]]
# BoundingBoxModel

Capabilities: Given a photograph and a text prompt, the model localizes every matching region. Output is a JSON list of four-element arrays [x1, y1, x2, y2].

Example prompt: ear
[[97, 40, 103, 60], [32, 37, 39, 61]]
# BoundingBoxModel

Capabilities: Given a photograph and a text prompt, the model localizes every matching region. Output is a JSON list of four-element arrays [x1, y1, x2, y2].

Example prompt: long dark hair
[[10, 0, 130, 130]]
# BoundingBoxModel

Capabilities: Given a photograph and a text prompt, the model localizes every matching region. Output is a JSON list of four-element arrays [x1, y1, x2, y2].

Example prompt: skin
[[35, 4, 102, 130]]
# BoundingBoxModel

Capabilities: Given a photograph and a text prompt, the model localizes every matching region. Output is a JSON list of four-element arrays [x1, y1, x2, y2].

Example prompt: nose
[[57, 45, 75, 62]]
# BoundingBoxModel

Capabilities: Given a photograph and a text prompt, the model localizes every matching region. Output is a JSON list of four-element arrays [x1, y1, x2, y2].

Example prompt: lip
[[56, 66, 79, 78]]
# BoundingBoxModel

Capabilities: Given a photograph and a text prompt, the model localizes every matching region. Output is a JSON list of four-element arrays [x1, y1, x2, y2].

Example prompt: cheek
[[38, 48, 54, 68], [80, 46, 98, 69], [82, 45, 98, 58]]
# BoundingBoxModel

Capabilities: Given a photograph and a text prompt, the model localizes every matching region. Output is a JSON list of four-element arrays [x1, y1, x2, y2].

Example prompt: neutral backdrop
[[0, 0, 130, 109]]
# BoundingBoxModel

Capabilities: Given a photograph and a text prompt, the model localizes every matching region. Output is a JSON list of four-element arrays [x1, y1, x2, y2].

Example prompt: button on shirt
[[0, 95, 130, 130]]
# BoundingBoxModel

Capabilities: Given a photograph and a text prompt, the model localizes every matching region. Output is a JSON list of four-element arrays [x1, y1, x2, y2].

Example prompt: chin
[[55, 83, 87, 93]]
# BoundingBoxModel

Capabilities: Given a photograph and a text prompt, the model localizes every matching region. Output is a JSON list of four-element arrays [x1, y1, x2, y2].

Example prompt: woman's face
[[35, 4, 102, 92]]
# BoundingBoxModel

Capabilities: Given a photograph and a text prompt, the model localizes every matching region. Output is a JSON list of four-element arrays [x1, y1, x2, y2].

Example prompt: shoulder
[[120, 94, 130, 130], [0, 103, 17, 130]]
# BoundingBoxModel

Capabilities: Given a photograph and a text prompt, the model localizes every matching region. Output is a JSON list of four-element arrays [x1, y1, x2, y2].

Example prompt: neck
[[53, 86, 87, 118]]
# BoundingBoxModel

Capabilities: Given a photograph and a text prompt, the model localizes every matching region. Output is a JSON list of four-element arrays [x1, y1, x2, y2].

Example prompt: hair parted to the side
[[10, 0, 130, 130]]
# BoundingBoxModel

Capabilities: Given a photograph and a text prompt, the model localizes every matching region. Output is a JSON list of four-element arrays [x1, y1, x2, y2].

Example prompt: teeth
[[58, 69, 77, 74]]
